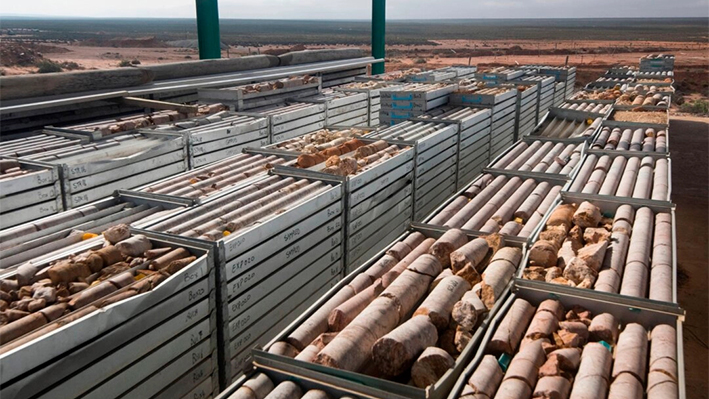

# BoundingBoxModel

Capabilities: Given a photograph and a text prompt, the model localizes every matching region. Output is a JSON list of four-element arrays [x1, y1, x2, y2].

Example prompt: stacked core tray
[[379, 83, 458, 126]]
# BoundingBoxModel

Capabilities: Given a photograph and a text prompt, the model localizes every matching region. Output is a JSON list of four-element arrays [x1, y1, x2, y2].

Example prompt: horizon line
[[1, 15, 708, 21]]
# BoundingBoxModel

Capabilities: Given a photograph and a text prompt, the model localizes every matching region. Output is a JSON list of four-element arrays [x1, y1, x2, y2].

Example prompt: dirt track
[[671, 116, 709, 398]]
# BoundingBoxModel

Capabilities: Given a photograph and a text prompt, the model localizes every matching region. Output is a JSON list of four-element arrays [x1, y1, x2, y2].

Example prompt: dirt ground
[[4, 38, 705, 103], [670, 116, 709, 398], [2, 38, 706, 72]]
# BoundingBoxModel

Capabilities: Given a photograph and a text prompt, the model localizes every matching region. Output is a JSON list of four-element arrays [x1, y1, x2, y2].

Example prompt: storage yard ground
[[0, 51, 705, 399], [671, 116, 709, 399]]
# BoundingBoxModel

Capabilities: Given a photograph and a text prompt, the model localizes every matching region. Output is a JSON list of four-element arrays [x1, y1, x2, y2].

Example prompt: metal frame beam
[[372, 0, 386, 75], [196, 0, 222, 59]]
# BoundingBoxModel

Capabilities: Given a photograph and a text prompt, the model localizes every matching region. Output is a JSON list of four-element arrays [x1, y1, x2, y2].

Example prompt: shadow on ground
[[671, 117, 709, 399]]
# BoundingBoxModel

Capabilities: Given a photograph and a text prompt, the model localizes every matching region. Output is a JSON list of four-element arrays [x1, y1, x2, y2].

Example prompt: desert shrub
[[36, 60, 63, 73], [60, 61, 81, 70], [680, 100, 709, 115], [118, 59, 132, 67], [414, 58, 426, 64]]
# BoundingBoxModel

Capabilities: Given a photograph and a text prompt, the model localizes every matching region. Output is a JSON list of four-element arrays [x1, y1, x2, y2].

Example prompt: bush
[[414, 58, 426, 64], [118, 59, 132, 67], [60, 61, 81, 70], [680, 100, 709, 115], [36, 60, 63, 73]]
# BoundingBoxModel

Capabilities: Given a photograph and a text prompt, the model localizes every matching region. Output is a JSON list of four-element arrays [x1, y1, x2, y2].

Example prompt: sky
[[1, 0, 708, 19]]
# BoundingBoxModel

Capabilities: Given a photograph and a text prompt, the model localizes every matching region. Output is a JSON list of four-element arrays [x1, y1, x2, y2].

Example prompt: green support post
[[371, 0, 386, 75], [195, 0, 222, 59]]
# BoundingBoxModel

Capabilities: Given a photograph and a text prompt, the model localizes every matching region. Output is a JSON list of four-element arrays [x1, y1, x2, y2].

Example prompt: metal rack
[[450, 85, 518, 159], [236, 102, 328, 144], [367, 121, 460, 221], [519, 193, 678, 305], [300, 90, 370, 127], [0, 190, 191, 270], [446, 282, 685, 399], [379, 83, 458, 125], [0, 232, 219, 399], [147, 112, 271, 168], [409, 105, 493, 190], [0, 158, 62, 230], [198, 76, 321, 111], [332, 80, 406, 127], [20, 131, 190, 210], [271, 139, 415, 273], [251, 226, 525, 399], [136, 172, 345, 386]]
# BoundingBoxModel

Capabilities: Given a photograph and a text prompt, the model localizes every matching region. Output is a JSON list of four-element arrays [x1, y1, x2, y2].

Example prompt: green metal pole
[[195, 0, 222, 59], [371, 0, 386, 75]]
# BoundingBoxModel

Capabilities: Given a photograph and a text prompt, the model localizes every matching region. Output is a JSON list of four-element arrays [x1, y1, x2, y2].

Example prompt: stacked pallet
[[450, 82, 518, 158], [283, 139, 415, 272], [368, 121, 460, 220], [334, 80, 404, 127], [379, 83, 458, 125], [0, 158, 62, 230], [138, 152, 293, 200], [0, 132, 89, 158], [474, 67, 525, 84], [519, 65, 577, 100], [24, 133, 188, 210], [517, 65, 576, 101], [407, 69, 458, 83], [198, 76, 320, 110], [142, 174, 345, 380], [360, 68, 424, 82], [241, 102, 327, 144], [445, 66, 479, 79], [517, 75, 556, 122], [300, 89, 370, 127], [253, 229, 523, 399], [149, 112, 270, 168], [2, 59, 688, 399], [415, 105, 493, 189], [319, 65, 368, 88], [0, 233, 218, 399], [553, 82, 566, 107], [0, 192, 189, 270], [640, 54, 675, 72], [52, 103, 228, 139], [513, 83, 540, 138]]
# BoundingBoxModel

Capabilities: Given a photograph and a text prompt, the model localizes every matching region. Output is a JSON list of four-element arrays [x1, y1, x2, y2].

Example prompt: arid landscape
[[1, 18, 707, 107]]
